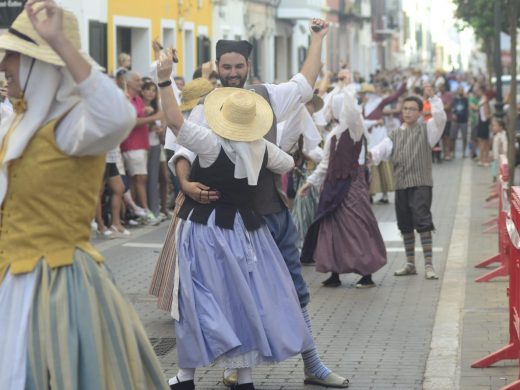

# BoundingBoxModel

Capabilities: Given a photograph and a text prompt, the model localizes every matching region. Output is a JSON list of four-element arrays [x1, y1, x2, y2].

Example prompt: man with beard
[[162, 19, 350, 389]]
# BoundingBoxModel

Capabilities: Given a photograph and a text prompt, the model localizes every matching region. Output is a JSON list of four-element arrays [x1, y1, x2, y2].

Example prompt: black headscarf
[[216, 40, 253, 61]]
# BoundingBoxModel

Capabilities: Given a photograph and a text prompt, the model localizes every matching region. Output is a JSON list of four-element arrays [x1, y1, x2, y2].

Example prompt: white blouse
[[176, 120, 294, 185], [55, 70, 136, 156], [0, 70, 136, 208], [306, 91, 365, 189]]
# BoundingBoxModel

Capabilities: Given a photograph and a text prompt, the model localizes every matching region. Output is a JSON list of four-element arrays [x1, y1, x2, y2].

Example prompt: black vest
[[246, 84, 287, 215], [178, 148, 267, 231]]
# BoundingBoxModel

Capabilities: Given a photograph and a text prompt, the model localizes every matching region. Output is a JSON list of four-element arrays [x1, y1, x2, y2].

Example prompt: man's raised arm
[[300, 19, 329, 88]]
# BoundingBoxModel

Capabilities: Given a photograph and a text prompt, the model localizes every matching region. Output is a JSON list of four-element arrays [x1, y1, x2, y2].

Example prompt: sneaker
[[144, 210, 161, 226], [110, 225, 131, 237], [425, 265, 439, 280], [355, 275, 376, 288], [96, 228, 116, 239], [127, 218, 139, 226], [394, 263, 417, 276], [133, 207, 147, 217], [322, 273, 341, 287]]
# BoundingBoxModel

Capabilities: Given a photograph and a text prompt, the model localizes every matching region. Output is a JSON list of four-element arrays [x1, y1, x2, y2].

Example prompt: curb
[[423, 159, 471, 390]]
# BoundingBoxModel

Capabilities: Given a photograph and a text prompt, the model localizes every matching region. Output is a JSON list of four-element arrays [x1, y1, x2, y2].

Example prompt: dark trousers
[[395, 186, 434, 234], [264, 209, 310, 308]]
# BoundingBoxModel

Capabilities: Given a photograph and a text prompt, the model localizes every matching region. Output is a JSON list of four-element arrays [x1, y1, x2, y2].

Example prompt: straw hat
[[180, 78, 214, 112], [360, 83, 376, 94], [204, 87, 273, 142], [0, 8, 85, 67]]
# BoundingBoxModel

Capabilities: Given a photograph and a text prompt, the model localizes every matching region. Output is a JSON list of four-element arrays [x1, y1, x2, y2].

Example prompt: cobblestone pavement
[[92, 156, 516, 390]]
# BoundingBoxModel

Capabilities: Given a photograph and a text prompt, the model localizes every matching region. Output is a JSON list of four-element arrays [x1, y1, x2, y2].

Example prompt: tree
[[452, 0, 516, 75], [454, 0, 518, 185]]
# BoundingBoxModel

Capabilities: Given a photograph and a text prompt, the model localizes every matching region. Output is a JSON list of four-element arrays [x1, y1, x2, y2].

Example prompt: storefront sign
[[0, 0, 24, 29]]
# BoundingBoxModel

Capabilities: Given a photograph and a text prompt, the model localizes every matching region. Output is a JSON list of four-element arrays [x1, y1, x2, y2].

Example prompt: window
[[197, 35, 211, 66], [89, 20, 107, 71]]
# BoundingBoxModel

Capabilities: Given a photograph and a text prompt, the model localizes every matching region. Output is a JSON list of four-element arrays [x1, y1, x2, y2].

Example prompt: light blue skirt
[[175, 211, 313, 368]]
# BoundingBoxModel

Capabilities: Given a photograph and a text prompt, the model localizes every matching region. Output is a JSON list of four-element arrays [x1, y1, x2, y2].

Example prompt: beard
[[220, 74, 247, 88]]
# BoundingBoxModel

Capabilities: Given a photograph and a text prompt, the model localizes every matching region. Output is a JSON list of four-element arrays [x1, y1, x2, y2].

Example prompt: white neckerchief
[[219, 136, 266, 186], [0, 55, 80, 205]]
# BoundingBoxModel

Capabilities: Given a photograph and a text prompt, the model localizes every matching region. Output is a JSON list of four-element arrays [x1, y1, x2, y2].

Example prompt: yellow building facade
[[107, 0, 212, 80]]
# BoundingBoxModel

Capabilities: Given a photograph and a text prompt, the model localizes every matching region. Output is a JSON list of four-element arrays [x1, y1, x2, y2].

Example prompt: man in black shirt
[[450, 86, 469, 158]]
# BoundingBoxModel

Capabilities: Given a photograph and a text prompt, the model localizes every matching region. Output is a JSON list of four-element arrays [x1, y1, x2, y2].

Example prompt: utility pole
[[508, 0, 518, 188], [493, 0, 504, 117]]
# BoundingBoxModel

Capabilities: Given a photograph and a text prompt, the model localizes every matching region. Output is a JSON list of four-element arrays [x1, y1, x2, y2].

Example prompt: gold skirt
[[370, 161, 395, 194]]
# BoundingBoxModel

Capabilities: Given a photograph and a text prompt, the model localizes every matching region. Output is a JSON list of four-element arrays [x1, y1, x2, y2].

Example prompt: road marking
[[123, 243, 164, 249], [121, 243, 443, 252], [386, 247, 443, 253], [378, 222, 403, 242]]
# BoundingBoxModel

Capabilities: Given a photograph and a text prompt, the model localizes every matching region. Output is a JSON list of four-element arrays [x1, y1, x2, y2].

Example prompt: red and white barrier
[[475, 155, 510, 282], [471, 186, 520, 390]]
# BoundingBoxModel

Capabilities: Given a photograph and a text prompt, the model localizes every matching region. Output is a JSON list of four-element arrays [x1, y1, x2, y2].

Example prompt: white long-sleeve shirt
[[56, 70, 136, 156], [167, 73, 314, 174], [0, 69, 136, 207], [370, 96, 446, 166]]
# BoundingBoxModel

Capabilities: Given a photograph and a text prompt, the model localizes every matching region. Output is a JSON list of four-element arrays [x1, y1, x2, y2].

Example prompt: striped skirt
[[149, 192, 185, 312], [291, 181, 319, 250], [0, 251, 168, 390]]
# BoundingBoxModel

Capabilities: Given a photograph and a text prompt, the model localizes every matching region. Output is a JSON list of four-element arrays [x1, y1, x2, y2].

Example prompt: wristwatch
[[158, 79, 172, 88]]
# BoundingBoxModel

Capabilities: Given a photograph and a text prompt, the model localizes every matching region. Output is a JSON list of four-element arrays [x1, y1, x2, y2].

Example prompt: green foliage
[[453, 0, 514, 39]]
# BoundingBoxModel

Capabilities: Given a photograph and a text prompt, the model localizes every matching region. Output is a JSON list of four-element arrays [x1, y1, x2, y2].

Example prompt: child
[[491, 118, 508, 182]]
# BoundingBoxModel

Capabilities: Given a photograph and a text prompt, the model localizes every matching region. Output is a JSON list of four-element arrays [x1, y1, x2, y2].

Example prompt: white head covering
[[0, 55, 80, 204], [329, 87, 364, 143]]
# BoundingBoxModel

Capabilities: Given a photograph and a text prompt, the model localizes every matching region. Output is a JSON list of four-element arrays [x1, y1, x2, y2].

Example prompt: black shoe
[[301, 259, 315, 266], [377, 198, 389, 204], [170, 379, 195, 390], [322, 273, 341, 287], [233, 384, 255, 390], [356, 275, 375, 288]]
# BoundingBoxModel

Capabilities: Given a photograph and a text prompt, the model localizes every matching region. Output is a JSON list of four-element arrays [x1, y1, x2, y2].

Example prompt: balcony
[[249, 0, 282, 6], [340, 0, 371, 22], [277, 0, 322, 20]]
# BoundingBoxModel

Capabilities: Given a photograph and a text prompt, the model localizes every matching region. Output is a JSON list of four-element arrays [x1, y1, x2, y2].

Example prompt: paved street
[[92, 156, 520, 389]]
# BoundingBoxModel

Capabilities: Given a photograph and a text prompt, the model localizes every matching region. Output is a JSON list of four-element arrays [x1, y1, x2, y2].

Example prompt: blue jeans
[[264, 209, 310, 308]]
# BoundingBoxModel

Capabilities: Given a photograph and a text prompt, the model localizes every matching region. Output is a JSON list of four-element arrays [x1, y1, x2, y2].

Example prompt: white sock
[[168, 368, 195, 385], [237, 367, 252, 384]]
